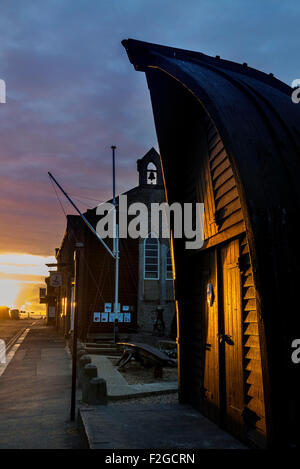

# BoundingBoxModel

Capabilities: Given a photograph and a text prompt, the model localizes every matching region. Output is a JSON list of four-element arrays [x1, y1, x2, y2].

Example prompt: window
[[144, 233, 160, 280], [147, 162, 157, 185], [166, 248, 173, 280]]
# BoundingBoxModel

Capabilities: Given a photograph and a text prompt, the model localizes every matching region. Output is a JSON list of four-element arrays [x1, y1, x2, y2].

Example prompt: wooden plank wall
[[172, 107, 267, 445], [239, 234, 266, 445], [204, 116, 245, 239], [204, 116, 267, 445]]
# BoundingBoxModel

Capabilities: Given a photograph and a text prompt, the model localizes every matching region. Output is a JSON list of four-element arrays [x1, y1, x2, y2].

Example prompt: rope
[[49, 176, 107, 305]]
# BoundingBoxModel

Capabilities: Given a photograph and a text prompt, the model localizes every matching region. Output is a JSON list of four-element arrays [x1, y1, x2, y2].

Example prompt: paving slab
[[0, 324, 82, 449], [90, 355, 178, 399], [79, 403, 246, 449], [91, 355, 128, 386]]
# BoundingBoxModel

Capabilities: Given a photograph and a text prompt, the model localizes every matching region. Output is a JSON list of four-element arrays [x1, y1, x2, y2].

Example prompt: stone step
[[87, 333, 128, 341], [85, 347, 121, 356], [85, 342, 115, 348]]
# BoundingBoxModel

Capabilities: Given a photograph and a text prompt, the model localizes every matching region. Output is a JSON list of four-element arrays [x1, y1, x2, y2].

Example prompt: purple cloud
[[0, 0, 298, 255]]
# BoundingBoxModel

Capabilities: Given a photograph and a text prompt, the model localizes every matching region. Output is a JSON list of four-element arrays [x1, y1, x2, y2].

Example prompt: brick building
[[45, 148, 175, 341]]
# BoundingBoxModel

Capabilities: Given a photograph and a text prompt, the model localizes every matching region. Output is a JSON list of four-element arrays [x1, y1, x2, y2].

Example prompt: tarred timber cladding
[[204, 116, 266, 442], [239, 235, 266, 442], [205, 117, 244, 235]]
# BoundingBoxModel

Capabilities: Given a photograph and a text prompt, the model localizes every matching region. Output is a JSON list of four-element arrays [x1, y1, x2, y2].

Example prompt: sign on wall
[[48, 306, 56, 318], [124, 312, 131, 323], [93, 312, 101, 323], [101, 312, 108, 322], [49, 272, 62, 287], [92, 304, 133, 323], [109, 312, 115, 322]]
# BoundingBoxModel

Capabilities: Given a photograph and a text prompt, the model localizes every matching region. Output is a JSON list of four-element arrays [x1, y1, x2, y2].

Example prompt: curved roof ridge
[[122, 38, 291, 95]]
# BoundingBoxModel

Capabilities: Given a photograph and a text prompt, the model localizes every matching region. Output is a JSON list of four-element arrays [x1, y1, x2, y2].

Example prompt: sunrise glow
[[0, 253, 55, 310]]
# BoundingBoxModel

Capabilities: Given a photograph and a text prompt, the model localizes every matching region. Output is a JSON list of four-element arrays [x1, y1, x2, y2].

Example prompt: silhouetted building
[[44, 148, 175, 341], [123, 38, 300, 448]]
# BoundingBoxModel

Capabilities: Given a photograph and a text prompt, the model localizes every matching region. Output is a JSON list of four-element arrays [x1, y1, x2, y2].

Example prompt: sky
[[0, 0, 299, 309]]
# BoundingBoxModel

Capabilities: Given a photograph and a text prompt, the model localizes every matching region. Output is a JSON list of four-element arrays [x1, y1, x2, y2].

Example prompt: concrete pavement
[[90, 355, 178, 399], [0, 324, 81, 449], [79, 403, 246, 449], [80, 355, 245, 449], [0, 324, 246, 449]]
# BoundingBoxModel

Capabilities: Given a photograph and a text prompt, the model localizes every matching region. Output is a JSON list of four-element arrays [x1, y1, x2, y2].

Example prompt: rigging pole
[[48, 172, 115, 259], [111, 145, 119, 344], [49, 148, 121, 419]]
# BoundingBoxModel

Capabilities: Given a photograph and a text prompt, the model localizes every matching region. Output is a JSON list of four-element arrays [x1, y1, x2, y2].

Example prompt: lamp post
[[70, 243, 83, 421]]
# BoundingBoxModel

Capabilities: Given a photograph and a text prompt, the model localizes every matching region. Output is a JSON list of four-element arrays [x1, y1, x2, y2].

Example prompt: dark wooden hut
[[55, 210, 139, 340], [122, 39, 300, 447]]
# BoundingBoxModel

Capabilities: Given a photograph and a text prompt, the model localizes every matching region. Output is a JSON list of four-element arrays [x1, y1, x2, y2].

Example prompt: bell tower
[[137, 147, 164, 187]]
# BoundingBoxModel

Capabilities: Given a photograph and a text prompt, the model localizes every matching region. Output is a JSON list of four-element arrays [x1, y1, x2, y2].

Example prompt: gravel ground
[[113, 330, 177, 385], [108, 334, 178, 406], [110, 357, 178, 385]]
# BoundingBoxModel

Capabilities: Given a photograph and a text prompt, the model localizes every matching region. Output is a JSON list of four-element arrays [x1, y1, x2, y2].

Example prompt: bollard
[[78, 355, 92, 388], [84, 363, 98, 380], [81, 364, 98, 402], [84, 377, 107, 405]]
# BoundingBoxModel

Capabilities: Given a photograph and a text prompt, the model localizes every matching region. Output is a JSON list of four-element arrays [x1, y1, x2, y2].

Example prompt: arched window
[[144, 233, 160, 280], [147, 162, 157, 185], [166, 248, 173, 280]]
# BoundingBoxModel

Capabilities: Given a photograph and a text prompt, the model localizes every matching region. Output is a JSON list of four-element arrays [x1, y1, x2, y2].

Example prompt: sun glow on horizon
[[0, 253, 55, 310], [0, 279, 22, 308]]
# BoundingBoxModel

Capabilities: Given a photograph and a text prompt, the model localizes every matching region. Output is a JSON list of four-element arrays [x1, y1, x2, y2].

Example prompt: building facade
[[44, 148, 175, 340], [123, 38, 300, 448]]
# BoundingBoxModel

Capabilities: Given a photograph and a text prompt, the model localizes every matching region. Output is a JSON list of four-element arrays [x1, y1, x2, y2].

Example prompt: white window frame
[[166, 247, 173, 280], [144, 233, 160, 280]]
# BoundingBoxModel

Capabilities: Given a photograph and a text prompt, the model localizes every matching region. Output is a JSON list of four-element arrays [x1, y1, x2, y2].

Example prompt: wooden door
[[220, 238, 244, 436], [201, 249, 220, 422], [184, 249, 220, 423]]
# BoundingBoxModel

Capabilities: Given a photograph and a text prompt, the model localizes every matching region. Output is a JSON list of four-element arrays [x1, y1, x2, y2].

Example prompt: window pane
[[144, 234, 159, 280], [166, 248, 173, 280]]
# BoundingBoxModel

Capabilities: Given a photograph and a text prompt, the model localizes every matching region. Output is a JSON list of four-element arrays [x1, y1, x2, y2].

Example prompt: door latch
[[218, 333, 234, 345]]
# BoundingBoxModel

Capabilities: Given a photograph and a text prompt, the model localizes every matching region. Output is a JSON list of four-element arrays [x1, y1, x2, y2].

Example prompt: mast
[[111, 145, 119, 344], [48, 172, 115, 259], [49, 147, 121, 419], [48, 146, 120, 344]]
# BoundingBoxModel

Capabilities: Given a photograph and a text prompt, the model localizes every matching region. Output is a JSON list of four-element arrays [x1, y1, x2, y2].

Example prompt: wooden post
[[70, 246, 81, 421]]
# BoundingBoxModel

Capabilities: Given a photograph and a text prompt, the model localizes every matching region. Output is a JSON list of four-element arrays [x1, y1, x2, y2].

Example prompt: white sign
[[104, 303, 112, 312], [48, 306, 56, 318], [93, 312, 101, 323], [109, 312, 115, 322], [124, 312, 131, 323], [101, 312, 108, 322], [50, 272, 62, 287]]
